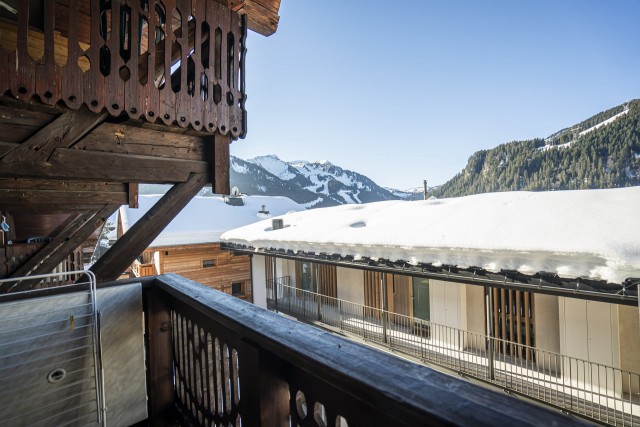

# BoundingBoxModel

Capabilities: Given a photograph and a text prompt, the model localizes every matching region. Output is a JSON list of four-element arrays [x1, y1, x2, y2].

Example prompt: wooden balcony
[[131, 259, 157, 277], [0, 272, 590, 426], [0, 0, 246, 137], [145, 274, 587, 426]]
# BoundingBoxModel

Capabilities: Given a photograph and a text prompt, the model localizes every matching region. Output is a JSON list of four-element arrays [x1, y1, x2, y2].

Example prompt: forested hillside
[[434, 100, 640, 198]]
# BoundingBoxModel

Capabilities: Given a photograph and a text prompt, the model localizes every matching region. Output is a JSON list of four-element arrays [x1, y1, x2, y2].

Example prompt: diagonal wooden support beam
[[7, 204, 119, 292], [90, 173, 207, 282], [1, 107, 108, 163]]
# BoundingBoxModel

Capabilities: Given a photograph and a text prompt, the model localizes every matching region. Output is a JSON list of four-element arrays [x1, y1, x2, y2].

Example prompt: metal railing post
[[317, 293, 323, 321], [486, 287, 495, 381], [274, 280, 278, 309], [382, 310, 389, 344]]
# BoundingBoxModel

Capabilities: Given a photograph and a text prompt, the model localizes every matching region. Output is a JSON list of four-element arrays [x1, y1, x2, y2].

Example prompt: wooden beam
[[90, 173, 207, 282], [1, 108, 108, 163], [146, 287, 176, 426], [6, 205, 119, 290], [213, 135, 230, 195], [0, 189, 128, 207], [229, 0, 280, 36], [0, 142, 19, 157], [128, 183, 139, 208], [0, 148, 208, 183]]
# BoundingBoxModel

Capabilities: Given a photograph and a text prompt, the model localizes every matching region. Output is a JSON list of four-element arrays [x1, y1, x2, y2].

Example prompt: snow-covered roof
[[221, 187, 640, 284], [120, 195, 303, 248]]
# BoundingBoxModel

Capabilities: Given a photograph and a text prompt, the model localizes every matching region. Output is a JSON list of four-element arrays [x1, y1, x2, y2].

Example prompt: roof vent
[[272, 219, 284, 230]]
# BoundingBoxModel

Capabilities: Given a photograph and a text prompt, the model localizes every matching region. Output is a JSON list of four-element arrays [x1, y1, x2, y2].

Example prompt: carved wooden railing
[[144, 274, 588, 426], [0, 0, 246, 138]]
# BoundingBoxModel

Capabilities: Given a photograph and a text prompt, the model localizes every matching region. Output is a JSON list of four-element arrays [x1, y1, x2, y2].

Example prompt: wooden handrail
[[146, 274, 589, 427]]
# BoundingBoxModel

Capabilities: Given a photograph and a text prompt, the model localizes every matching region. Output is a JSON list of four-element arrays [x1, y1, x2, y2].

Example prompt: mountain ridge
[[433, 99, 640, 198]]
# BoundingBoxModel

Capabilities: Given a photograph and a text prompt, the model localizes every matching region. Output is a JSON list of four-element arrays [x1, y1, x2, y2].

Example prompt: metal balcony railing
[[267, 277, 640, 427]]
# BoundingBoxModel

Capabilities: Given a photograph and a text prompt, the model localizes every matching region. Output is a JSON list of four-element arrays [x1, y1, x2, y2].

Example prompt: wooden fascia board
[[229, 0, 280, 36], [0, 148, 208, 183]]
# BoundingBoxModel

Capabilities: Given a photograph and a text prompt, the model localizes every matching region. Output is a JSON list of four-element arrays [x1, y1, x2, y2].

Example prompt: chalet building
[[222, 187, 640, 425], [117, 194, 302, 301], [0, 1, 601, 426]]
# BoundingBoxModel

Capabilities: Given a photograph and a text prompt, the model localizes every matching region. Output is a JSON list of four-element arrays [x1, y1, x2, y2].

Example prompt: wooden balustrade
[[132, 259, 157, 277], [0, 0, 246, 137], [145, 274, 588, 427]]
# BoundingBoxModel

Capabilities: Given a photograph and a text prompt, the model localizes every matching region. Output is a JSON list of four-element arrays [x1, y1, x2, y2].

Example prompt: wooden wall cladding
[[154, 243, 252, 300], [0, 0, 247, 138]]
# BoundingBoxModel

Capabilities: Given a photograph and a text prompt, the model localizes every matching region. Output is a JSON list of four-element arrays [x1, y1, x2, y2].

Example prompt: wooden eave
[[227, 0, 282, 36], [222, 243, 640, 306]]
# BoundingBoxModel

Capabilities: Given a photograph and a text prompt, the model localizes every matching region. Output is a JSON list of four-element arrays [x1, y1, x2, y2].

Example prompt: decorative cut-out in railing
[[0, 0, 246, 138]]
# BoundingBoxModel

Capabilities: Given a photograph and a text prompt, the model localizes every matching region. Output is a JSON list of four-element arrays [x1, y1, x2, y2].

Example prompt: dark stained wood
[[229, 0, 281, 36], [90, 173, 207, 282], [7, 212, 90, 279], [0, 0, 247, 136], [0, 142, 19, 157], [0, 179, 125, 191], [154, 274, 587, 427], [145, 287, 176, 426], [0, 108, 108, 163], [76, 122, 209, 160], [6, 205, 118, 290], [0, 243, 44, 279], [0, 189, 128, 207], [0, 148, 208, 183], [213, 134, 231, 194], [129, 183, 139, 209]]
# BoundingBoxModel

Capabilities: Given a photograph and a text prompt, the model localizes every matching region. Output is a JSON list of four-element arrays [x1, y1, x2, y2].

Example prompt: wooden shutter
[[491, 288, 535, 361]]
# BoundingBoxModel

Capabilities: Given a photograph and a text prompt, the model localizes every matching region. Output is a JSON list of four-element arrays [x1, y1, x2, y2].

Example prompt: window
[[231, 282, 243, 295], [202, 259, 217, 268]]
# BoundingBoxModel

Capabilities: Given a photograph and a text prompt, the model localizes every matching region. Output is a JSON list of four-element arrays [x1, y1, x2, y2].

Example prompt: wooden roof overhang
[[221, 243, 640, 306], [0, 0, 282, 289]]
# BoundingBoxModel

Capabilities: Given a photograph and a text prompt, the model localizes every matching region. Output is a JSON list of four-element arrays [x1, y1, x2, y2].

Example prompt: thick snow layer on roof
[[221, 188, 640, 284], [121, 195, 303, 248]]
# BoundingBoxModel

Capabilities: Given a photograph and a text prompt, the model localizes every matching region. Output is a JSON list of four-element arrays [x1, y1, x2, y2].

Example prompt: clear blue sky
[[231, 0, 640, 189]]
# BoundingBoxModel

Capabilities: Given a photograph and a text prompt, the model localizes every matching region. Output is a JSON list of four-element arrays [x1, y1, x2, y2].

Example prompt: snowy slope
[[231, 155, 402, 208], [120, 195, 303, 247], [579, 108, 629, 136], [246, 155, 297, 181], [222, 187, 640, 284]]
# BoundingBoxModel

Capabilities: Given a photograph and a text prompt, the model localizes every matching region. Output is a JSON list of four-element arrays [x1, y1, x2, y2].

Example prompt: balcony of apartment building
[[220, 190, 640, 427]]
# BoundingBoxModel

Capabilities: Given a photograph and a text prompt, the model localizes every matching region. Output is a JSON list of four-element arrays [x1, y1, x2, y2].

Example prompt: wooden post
[[240, 340, 290, 427], [212, 134, 230, 195], [382, 274, 388, 344], [524, 294, 531, 362], [90, 173, 206, 282], [128, 183, 139, 208], [486, 287, 495, 381], [146, 288, 175, 426]]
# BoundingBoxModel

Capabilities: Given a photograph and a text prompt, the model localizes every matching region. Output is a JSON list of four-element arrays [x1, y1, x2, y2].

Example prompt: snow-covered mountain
[[230, 155, 407, 208]]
